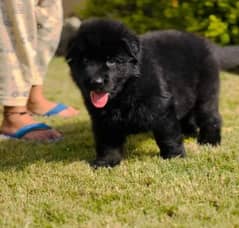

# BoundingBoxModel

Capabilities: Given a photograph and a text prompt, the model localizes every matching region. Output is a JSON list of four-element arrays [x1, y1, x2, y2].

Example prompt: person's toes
[[23, 129, 63, 142], [58, 106, 79, 117]]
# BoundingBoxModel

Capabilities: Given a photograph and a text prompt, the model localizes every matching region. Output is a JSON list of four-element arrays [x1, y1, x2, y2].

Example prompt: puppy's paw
[[91, 159, 121, 168], [198, 130, 221, 146], [198, 136, 221, 146], [92, 148, 123, 168], [160, 146, 186, 159]]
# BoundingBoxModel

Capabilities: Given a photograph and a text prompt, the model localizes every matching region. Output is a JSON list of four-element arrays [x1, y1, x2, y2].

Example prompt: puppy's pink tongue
[[90, 91, 109, 108]]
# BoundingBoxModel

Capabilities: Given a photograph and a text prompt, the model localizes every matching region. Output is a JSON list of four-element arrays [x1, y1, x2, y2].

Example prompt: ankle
[[1, 107, 36, 134], [28, 85, 45, 104], [4, 106, 28, 113], [28, 96, 46, 105], [2, 106, 31, 125]]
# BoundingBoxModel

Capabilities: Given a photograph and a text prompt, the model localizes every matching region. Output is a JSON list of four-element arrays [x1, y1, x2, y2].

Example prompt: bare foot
[[1, 107, 63, 142]]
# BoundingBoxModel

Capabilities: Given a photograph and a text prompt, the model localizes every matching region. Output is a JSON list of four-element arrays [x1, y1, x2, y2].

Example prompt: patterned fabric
[[0, 0, 63, 106]]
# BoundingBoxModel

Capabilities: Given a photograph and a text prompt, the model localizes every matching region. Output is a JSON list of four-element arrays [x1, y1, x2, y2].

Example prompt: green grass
[[0, 58, 238, 227]]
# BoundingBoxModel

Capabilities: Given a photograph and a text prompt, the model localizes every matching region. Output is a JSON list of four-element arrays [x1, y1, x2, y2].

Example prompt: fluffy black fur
[[66, 19, 221, 167]]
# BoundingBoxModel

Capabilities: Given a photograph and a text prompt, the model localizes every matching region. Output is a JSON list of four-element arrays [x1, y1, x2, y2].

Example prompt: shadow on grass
[[0, 118, 156, 171], [0, 119, 93, 171]]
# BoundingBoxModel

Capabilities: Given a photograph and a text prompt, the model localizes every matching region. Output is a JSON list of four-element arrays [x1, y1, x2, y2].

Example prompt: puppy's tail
[[210, 44, 239, 71]]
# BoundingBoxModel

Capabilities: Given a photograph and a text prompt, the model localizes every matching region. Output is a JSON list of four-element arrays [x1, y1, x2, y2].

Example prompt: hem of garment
[[31, 78, 44, 85], [1, 97, 28, 106]]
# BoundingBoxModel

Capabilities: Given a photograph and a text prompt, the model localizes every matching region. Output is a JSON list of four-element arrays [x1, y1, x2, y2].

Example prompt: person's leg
[[0, 0, 62, 140], [27, 0, 79, 117]]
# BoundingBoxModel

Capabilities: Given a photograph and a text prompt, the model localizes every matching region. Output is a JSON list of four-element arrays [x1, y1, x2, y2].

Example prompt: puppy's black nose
[[91, 77, 104, 88]]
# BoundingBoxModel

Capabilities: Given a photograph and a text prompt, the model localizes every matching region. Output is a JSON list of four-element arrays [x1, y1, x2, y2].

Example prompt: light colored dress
[[0, 0, 63, 106]]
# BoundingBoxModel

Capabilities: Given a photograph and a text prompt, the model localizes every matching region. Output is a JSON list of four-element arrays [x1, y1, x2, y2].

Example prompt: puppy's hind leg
[[195, 101, 221, 146], [196, 55, 221, 145], [153, 106, 186, 159]]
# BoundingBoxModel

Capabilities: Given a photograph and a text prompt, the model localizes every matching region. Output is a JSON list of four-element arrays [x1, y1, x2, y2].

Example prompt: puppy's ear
[[121, 34, 140, 60], [65, 42, 75, 64], [65, 35, 80, 64]]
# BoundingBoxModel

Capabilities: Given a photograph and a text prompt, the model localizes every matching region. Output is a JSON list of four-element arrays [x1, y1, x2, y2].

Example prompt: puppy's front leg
[[93, 146, 124, 168], [92, 124, 126, 168], [153, 109, 186, 159]]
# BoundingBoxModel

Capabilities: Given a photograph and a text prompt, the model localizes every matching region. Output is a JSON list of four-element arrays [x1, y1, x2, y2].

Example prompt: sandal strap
[[43, 103, 68, 116], [6, 123, 52, 138]]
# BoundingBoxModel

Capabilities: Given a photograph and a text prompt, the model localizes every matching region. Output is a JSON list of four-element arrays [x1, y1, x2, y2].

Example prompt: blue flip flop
[[43, 103, 68, 117], [0, 123, 63, 142]]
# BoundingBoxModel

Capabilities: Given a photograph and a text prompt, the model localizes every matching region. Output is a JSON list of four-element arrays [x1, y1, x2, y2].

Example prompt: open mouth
[[90, 91, 109, 108]]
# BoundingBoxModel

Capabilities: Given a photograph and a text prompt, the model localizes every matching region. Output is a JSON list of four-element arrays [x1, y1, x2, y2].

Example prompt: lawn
[[0, 58, 238, 227]]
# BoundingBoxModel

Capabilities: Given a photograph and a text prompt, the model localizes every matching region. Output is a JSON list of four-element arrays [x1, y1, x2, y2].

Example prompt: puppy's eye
[[106, 59, 116, 67]]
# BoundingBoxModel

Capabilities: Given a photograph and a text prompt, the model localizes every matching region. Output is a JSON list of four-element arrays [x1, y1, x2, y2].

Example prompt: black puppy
[[66, 19, 221, 167]]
